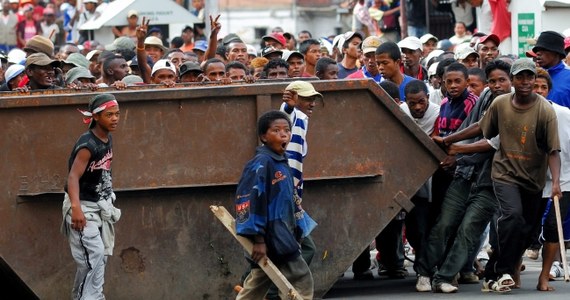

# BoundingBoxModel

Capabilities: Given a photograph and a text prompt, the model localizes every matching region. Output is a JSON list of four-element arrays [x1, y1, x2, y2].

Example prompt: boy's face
[[320, 64, 339, 80], [227, 67, 246, 81], [305, 45, 321, 66], [406, 91, 430, 119], [343, 37, 362, 60], [443, 70, 468, 98], [287, 56, 305, 78], [152, 69, 176, 84], [266, 66, 288, 79], [205, 62, 226, 81], [261, 119, 291, 156], [467, 75, 486, 97], [297, 96, 318, 118], [375, 53, 400, 81], [533, 77, 549, 98], [487, 69, 511, 98], [461, 54, 479, 69], [94, 106, 120, 132], [512, 71, 536, 98]]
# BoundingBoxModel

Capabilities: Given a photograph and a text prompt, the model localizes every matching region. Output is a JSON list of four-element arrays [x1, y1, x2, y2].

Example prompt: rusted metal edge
[[17, 172, 383, 197]]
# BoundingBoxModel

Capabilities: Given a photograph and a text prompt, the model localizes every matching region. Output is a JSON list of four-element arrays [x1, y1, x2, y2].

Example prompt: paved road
[[323, 255, 570, 299]]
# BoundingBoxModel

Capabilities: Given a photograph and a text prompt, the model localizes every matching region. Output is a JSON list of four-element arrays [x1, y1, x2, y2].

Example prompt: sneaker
[[459, 272, 480, 284], [353, 269, 374, 280], [416, 275, 431, 292], [549, 261, 563, 280], [433, 282, 458, 293], [525, 248, 539, 260]]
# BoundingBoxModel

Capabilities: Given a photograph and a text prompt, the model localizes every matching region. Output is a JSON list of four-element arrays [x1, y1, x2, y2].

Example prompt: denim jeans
[[416, 178, 497, 284]]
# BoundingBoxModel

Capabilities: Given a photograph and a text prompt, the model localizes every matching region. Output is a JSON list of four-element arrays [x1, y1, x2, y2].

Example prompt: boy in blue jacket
[[235, 110, 314, 300]]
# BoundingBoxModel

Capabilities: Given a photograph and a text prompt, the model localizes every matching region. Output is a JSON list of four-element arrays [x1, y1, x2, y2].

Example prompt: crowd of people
[[3, 0, 570, 299]]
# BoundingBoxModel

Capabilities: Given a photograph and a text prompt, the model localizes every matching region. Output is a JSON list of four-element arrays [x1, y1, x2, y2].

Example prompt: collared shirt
[[346, 66, 382, 83]]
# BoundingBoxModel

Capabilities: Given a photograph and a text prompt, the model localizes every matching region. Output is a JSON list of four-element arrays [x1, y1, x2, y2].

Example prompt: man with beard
[[398, 36, 428, 81], [346, 36, 382, 83], [416, 60, 512, 292]]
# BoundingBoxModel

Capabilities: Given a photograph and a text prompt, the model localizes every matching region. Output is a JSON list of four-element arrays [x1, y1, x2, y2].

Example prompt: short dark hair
[[468, 67, 487, 83], [436, 58, 457, 78], [202, 58, 224, 72], [404, 79, 429, 98], [298, 30, 312, 38], [226, 61, 248, 73], [215, 44, 226, 58], [375, 42, 401, 61], [315, 57, 337, 75], [257, 110, 291, 140], [444, 62, 469, 79], [163, 48, 183, 59], [484, 59, 511, 78], [170, 36, 184, 48], [299, 39, 321, 55], [262, 59, 289, 75], [380, 80, 400, 100]]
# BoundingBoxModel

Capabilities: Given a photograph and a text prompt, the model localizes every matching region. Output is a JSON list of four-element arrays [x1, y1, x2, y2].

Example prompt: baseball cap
[[25, 52, 60, 68], [84, 0, 98, 3], [86, 49, 102, 61], [454, 43, 479, 60], [7, 48, 26, 65], [121, 74, 145, 85], [261, 47, 283, 58], [424, 49, 444, 65], [282, 50, 303, 62], [285, 81, 323, 100], [428, 62, 439, 77], [144, 36, 166, 52], [65, 66, 95, 85], [179, 61, 202, 77], [148, 27, 162, 35], [361, 36, 382, 54], [420, 33, 439, 44], [23, 35, 55, 57], [63, 53, 90, 69], [246, 44, 257, 57], [332, 34, 345, 52], [151, 59, 176, 76], [510, 58, 536, 75], [127, 10, 138, 18], [222, 33, 242, 46], [4, 64, 25, 83], [262, 32, 286, 47], [437, 39, 453, 51], [342, 31, 363, 47], [398, 36, 422, 51], [193, 40, 208, 52], [105, 36, 135, 51], [477, 34, 500, 47], [525, 50, 537, 58]]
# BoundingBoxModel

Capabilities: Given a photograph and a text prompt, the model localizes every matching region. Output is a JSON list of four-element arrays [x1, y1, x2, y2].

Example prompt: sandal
[[497, 274, 515, 287], [481, 280, 511, 293]]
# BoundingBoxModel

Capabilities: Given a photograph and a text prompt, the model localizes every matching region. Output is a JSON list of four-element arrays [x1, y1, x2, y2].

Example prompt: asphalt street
[[323, 253, 570, 299]]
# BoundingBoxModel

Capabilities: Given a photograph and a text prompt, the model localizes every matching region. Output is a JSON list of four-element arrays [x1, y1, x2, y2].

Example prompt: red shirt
[[489, 0, 511, 42]]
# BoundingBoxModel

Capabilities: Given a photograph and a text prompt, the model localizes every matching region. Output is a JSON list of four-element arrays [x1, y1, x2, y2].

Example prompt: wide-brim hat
[[23, 35, 55, 57], [25, 52, 60, 68], [533, 30, 566, 58], [144, 36, 167, 52]]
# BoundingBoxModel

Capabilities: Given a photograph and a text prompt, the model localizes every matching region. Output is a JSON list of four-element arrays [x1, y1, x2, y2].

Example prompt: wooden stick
[[553, 195, 570, 282], [48, 29, 56, 40], [210, 205, 301, 299]]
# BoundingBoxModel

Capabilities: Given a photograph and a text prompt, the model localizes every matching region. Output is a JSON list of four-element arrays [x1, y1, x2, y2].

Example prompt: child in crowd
[[235, 110, 313, 300]]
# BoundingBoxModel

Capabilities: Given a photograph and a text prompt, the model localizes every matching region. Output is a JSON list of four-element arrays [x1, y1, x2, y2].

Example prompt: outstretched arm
[[204, 15, 221, 61]]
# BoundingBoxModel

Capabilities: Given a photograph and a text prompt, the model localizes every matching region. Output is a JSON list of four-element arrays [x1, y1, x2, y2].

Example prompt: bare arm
[[448, 139, 494, 155], [399, 1, 407, 39], [204, 15, 221, 61], [135, 17, 151, 84], [434, 122, 483, 146], [67, 148, 90, 232], [549, 150, 562, 200]]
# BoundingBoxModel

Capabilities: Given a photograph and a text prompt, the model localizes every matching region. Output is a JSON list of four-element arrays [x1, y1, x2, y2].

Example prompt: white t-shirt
[[543, 102, 570, 196]]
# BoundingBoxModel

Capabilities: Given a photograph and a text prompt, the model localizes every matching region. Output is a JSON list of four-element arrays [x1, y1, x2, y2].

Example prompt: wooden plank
[[210, 205, 301, 299]]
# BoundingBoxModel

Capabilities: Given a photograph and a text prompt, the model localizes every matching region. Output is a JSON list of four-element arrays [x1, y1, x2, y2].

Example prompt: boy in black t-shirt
[[61, 93, 121, 300]]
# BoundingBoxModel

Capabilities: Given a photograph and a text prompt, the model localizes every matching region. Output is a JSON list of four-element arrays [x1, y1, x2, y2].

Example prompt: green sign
[[517, 13, 535, 57]]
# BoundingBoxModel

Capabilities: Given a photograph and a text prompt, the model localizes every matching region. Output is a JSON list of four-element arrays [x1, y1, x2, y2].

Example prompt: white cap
[[4, 64, 25, 83], [428, 62, 439, 77], [320, 37, 333, 55], [420, 33, 438, 44], [246, 44, 257, 57], [84, 0, 98, 3], [85, 49, 102, 62], [332, 34, 345, 52], [7, 48, 26, 65], [454, 43, 479, 60], [127, 10, 138, 18], [424, 49, 444, 65], [151, 59, 177, 76], [398, 36, 422, 51]]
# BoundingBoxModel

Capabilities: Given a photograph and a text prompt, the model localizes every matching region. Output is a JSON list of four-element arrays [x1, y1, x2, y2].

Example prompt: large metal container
[[0, 79, 445, 299]]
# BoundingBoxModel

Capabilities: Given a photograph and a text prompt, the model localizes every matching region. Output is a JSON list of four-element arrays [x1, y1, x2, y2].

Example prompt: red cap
[[525, 50, 537, 58], [564, 36, 570, 51], [478, 34, 500, 47], [262, 32, 286, 47]]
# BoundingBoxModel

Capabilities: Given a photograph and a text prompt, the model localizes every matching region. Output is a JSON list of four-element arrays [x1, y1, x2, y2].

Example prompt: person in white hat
[[0, 64, 25, 91], [398, 36, 428, 81], [150, 59, 176, 86]]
